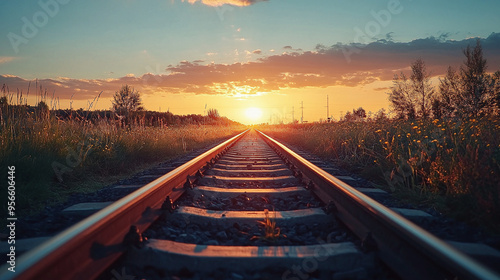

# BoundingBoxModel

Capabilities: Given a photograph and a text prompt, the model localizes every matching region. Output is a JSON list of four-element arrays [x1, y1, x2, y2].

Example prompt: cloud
[[181, 0, 266, 7], [332, 32, 500, 74], [2, 33, 499, 101], [252, 49, 262, 54], [0, 75, 123, 100], [0, 56, 18, 64]]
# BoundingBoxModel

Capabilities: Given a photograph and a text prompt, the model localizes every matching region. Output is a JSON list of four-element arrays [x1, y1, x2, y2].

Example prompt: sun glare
[[245, 107, 263, 123]]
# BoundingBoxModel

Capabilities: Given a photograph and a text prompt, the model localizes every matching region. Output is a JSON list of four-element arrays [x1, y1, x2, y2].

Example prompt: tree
[[0, 96, 7, 107], [437, 66, 460, 118], [353, 107, 366, 119], [36, 100, 50, 119], [343, 107, 367, 122], [410, 58, 434, 119], [492, 71, 500, 114], [207, 108, 219, 119], [458, 39, 489, 117], [112, 85, 143, 116], [343, 111, 353, 121], [388, 59, 434, 119], [431, 98, 443, 120], [373, 108, 388, 121], [388, 73, 415, 119]]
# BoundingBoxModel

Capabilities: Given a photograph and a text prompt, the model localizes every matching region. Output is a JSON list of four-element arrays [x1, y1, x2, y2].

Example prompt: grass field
[[260, 117, 500, 232], [0, 103, 244, 218]]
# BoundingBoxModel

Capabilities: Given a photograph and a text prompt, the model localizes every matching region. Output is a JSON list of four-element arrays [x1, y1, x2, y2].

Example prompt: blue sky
[[1, 0, 499, 123]]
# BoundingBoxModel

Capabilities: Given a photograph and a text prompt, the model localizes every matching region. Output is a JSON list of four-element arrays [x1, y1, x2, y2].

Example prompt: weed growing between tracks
[[252, 209, 287, 242], [259, 118, 500, 233], [0, 102, 244, 219]]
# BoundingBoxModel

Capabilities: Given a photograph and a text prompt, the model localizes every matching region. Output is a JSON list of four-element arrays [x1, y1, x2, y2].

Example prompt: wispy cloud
[[0, 56, 18, 64], [181, 0, 267, 7], [1, 34, 499, 102]]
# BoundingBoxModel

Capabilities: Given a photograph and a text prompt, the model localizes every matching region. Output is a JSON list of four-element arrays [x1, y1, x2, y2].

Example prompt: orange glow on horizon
[[25, 83, 393, 125]]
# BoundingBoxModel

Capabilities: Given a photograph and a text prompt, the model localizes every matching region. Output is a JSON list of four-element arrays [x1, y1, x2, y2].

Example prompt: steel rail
[[257, 130, 500, 280], [1, 130, 248, 280]]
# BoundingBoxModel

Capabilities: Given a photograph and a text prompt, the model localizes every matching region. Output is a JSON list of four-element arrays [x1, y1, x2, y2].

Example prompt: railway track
[[2, 129, 500, 279]]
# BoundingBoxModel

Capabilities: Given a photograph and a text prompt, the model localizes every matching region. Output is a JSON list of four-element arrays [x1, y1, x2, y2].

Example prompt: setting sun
[[245, 107, 263, 123]]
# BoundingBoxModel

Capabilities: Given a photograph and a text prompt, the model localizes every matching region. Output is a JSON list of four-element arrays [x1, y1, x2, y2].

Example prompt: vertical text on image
[[7, 166, 17, 273]]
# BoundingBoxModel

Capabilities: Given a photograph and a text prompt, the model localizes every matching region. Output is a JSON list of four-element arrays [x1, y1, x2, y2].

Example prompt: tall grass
[[260, 118, 500, 232], [0, 93, 244, 218]]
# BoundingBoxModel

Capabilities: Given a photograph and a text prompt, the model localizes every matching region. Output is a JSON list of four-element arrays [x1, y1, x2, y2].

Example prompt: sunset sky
[[1, 0, 500, 124]]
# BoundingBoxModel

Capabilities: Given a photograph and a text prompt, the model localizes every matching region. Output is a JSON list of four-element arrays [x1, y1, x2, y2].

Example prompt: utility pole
[[292, 106, 295, 123], [326, 95, 330, 122], [300, 101, 304, 123]]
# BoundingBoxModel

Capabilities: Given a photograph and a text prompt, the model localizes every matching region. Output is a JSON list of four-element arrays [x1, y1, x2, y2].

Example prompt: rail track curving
[[2, 129, 499, 280]]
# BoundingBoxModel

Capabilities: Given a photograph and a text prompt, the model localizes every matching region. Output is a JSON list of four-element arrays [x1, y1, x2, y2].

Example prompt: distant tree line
[[107, 84, 237, 126], [0, 103, 238, 127], [53, 108, 238, 126], [342, 107, 367, 121], [388, 39, 500, 120], [0, 84, 239, 127], [339, 107, 388, 122]]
